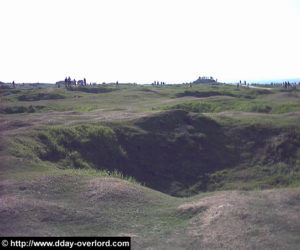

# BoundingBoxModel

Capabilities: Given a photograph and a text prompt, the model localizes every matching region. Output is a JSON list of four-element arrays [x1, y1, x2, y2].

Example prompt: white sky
[[0, 0, 299, 83]]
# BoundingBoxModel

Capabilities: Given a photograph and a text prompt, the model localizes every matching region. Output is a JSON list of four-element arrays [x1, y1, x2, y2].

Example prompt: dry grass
[[0, 109, 158, 137], [0, 173, 300, 249], [84, 177, 145, 203], [178, 190, 300, 249]]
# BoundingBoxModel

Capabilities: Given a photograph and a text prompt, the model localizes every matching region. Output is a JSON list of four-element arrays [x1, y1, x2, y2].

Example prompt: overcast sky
[[0, 0, 299, 83]]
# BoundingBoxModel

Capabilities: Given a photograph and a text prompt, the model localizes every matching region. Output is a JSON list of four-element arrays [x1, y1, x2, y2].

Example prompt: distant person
[[84, 78, 87, 86], [12, 81, 15, 88]]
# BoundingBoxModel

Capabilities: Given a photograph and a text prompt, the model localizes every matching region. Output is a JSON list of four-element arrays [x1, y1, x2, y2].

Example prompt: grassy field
[[0, 82, 300, 249]]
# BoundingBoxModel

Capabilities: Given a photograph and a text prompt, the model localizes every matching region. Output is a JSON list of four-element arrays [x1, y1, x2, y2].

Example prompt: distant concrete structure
[[192, 76, 216, 84]]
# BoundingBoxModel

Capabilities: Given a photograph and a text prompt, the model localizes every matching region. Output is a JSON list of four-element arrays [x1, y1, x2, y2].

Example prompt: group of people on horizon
[[63, 77, 87, 88], [152, 81, 166, 86], [236, 80, 249, 88], [282, 81, 297, 89], [5, 79, 300, 89]]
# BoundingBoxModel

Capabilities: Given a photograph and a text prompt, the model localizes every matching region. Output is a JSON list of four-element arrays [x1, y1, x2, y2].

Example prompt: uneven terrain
[[0, 83, 299, 249]]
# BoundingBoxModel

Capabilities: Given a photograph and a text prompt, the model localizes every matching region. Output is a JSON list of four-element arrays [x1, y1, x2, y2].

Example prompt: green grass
[[175, 87, 272, 99], [161, 96, 300, 114], [36, 124, 126, 170], [2, 83, 297, 115], [67, 85, 118, 94], [196, 162, 300, 192], [0, 104, 47, 114], [17, 92, 66, 101]]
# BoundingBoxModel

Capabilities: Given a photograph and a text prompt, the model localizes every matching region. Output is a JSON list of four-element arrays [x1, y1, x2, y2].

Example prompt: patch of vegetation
[[62, 168, 139, 184], [0, 89, 21, 96], [18, 92, 66, 101], [189, 162, 300, 192], [37, 125, 126, 170], [163, 88, 300, 115], [241, 88, 272, 98], [68, 86, 118, 94], [176, 88, 272, 99], [176, 90, 235, 98], [272, 102, 300, 114], [162, 99, 274, 114], [0, 105, 46, 114]]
